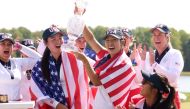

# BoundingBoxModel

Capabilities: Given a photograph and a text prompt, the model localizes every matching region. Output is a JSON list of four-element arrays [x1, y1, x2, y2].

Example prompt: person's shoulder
[[96, 49, 108, 59], [33, 59, 42, 67], [169, 48, 182, 55], [61, 51, 78, 61], [62, 51, 75, 57]]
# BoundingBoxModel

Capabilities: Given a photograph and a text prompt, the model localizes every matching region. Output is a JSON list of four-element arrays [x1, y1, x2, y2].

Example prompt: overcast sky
[[0, 0, 189, 33]]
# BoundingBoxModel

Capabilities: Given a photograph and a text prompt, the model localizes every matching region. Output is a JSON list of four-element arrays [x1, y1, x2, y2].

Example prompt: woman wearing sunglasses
[[74, 26, 136, 109]]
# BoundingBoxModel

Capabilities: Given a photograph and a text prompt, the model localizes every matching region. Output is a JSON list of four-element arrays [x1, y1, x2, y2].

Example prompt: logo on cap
[[121, 28, 133, 37], [151, 24, 170, 34], [42, 25, 66, 40], [0, 33, 14, 44], [104, 28, 123, 39]]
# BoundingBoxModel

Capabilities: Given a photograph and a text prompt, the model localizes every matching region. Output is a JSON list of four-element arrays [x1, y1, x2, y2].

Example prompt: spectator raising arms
[[0, 33, 41, 101], [140, 24, 184, 109]]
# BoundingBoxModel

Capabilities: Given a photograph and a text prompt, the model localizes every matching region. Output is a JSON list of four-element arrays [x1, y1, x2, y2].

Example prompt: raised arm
[[83, 25, 106, 53], [74, 51, 101, 86], [13, 42, 42, 71]]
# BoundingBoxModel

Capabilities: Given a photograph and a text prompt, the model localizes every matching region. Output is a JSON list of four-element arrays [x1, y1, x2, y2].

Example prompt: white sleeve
[[20, 44, 42, 58], [14, 44, 42, 72], [42, 98, 59, 108], [133, 66, 143, 84], [133, 52, 143, 84], [153, 51, 184, 84], [77, 60, 88, 109], [30, 78, 59, 108]]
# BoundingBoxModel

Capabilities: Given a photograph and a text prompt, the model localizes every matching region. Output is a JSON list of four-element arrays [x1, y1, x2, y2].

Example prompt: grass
[[181, 93, 190, 109], [180, 72, 190, 109], [180, 72, 190, 76]]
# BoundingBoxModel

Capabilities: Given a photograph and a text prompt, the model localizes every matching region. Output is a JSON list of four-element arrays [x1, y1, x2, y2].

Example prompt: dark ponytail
[[41, 46, 51, 83], [154, 80, 176, 109]]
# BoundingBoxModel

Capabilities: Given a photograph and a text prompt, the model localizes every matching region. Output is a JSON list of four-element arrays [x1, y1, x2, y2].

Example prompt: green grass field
[[180, 72, 190, 109], [181, 93, 190, 109], [181, 72, 190, 76]]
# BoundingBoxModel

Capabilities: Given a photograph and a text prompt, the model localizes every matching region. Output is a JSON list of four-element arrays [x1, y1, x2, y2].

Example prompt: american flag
[[95, 50, 136, 107], [84, 47, 96, 61], [31, 54, 67, 107], [61, 51, 89, 109], [30, 51, 89, 109]]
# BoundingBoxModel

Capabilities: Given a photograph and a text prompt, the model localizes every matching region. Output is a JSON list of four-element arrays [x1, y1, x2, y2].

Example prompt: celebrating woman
[[30, 26, 89, 109], [74, 26, 136, 109], [0, 33, 41, 101]]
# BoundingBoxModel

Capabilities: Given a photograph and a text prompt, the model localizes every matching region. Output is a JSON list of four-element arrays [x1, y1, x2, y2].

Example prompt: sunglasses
[[121, 28, 133, 36], [0, 33, 13, 39], [106, 28, 122, 36], [23, 40, 34, 45], [154, 24, 170, 34]]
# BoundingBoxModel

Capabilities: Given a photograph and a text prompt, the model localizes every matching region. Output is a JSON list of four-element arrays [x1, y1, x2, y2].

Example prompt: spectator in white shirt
[[140, 24, 184, 109], [0, 33, 41, 101]]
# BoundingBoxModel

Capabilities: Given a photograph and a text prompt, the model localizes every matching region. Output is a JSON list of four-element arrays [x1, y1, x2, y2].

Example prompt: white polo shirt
[[0, 44, 41, 101], [141, 48, 184, 89]]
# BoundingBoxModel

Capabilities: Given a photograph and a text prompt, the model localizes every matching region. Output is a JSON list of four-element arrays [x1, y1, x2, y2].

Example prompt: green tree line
[[0, 26, 190, 71]]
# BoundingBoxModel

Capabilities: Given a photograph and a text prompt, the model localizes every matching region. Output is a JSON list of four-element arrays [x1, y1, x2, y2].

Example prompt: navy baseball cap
[[141, 70, 170, 94], [21, 39, 35, 49], [42, 26, 67, 40], [121, 28, 133, 38], [104, 28, 123, 40], [151, 24, 170, 34], [0, 33, 15, 44]]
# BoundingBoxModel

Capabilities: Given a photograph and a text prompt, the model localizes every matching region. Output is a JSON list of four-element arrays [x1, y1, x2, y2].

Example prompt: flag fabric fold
[[94, 50, 136, 108], [30, 51, 89, 109]]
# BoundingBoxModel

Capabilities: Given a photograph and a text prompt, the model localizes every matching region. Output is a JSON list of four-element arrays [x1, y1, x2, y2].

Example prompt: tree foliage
[[0, 26, 190, 71]]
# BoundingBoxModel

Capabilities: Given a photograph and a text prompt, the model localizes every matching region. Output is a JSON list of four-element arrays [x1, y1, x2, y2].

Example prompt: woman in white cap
[[0, 33, 41, 102], [140, 24, 184, 109]]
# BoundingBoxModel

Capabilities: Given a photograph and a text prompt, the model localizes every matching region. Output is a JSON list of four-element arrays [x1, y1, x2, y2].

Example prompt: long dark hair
[[153, 79, 176, 109], [41, 39, 51, 83]]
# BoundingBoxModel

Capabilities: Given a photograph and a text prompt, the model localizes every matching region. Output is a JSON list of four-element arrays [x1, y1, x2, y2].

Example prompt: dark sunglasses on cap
[[121, 28, 133, 37], [22, 39, 34, 46], [106, 28, 123, 36], [0, 33, 12, 38]]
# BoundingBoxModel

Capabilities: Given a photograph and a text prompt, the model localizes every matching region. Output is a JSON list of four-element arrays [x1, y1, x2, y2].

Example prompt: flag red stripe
[[95, 50, 123, 75], [113, 90, 130, 106], [108, 73, 135, 97], [29, 87, 52, 109], [99, 60, 126, 80], [67, 53, 82, 109], [103, 67, 132, 88]]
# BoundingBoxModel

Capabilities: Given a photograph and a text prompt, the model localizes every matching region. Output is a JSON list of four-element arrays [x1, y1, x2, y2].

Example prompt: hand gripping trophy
[[65, 0, 87, 51]]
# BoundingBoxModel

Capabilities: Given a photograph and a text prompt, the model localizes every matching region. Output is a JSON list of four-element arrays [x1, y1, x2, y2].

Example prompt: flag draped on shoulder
[[61, 51, 89, 109], [31, 54, 67, 109], [30, 51, 89, 109], [95, 50, 136, 107]]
